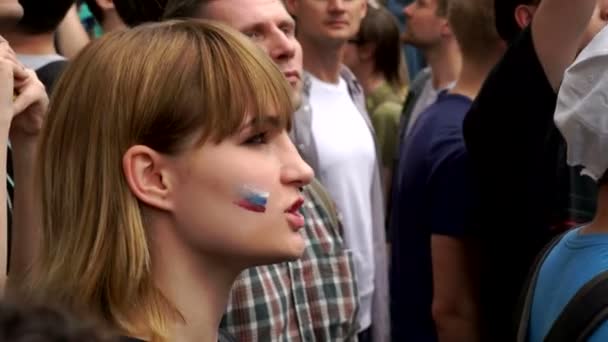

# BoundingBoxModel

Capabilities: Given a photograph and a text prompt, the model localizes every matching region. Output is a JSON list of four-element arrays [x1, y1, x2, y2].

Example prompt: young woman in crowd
[[343, 5, 409, 194], [15, 19, 313, 342]]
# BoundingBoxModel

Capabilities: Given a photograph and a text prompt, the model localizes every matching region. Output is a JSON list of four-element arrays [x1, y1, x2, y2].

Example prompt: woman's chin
[[282, 238, 306, 261], [249, 233, 306, 266], [283, 232, 306, 259]]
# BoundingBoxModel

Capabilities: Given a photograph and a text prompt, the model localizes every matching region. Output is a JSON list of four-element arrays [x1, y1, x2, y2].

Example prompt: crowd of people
[[0, 0, 607, 341]]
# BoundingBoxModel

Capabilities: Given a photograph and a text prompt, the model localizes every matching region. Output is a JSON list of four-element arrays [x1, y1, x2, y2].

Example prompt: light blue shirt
[[529, 227, 608, 341]]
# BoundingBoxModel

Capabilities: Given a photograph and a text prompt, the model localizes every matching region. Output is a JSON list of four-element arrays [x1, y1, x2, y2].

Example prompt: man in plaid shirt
[[163, 0, 360, 340]]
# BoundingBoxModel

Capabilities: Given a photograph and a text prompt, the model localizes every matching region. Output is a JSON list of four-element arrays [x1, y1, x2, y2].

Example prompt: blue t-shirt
[[389, 91, 473, 341], [529, 228, 608, 341]]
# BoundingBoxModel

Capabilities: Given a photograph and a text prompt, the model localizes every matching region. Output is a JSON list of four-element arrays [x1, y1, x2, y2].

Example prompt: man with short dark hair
[[492, 0, 604, 227], [112, 0, 167, 27], [493, 0, 540, 42], [1, 0, 74, 92], [15, 0, 73, 37]]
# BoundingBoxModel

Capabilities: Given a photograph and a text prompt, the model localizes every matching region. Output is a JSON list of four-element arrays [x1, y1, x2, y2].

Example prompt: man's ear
[[123, 145, 175, 211], [285, 0, 298, 17], [514, 4, 536, 29]]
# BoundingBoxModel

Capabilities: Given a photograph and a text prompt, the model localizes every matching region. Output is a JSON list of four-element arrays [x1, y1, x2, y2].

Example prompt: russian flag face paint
[[234, 185, 269, 213]]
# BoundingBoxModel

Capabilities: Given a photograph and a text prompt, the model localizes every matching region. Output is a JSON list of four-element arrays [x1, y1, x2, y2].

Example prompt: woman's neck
[[149, 218, 240, 342], [357, 65, 386, 95]]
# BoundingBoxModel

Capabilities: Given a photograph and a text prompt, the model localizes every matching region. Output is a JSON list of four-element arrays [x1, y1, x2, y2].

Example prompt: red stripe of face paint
[[234, 199, 266, 213]]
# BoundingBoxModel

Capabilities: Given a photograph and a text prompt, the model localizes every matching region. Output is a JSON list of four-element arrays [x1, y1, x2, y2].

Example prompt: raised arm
[[7, 65, 47, 287], [56, 4, 91, 59], [0, 39, 47, 295], [0, 43, 17, 294], [532, 0, 601, 90]]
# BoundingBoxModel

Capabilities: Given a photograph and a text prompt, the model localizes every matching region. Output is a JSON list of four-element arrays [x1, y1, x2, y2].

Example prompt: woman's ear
[[123, 145, 174, 211], [359, 0, 368, 20], [439, 18, 453, 38], [358, 42, 376, 62]]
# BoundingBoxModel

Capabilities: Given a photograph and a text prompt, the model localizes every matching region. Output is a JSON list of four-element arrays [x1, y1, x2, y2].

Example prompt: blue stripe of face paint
[[245, 193, 268, 207]]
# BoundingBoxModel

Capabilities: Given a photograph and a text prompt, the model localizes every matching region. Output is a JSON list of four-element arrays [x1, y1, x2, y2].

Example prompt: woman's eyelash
[[244, 132, 268, 145]]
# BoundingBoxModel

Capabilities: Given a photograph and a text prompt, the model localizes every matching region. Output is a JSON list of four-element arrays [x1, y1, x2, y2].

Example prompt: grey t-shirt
[[405, 70, 455, 137], [18, 53, 66, 70]]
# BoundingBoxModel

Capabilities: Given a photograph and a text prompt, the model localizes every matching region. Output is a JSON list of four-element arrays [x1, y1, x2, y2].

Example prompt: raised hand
[[10, 67, 48, 140], [0, 36, 48, 139], [0, 38, 21, 129]]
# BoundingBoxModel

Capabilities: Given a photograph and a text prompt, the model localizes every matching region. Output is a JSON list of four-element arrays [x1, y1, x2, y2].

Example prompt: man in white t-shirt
[[285, 1, 389, 341]]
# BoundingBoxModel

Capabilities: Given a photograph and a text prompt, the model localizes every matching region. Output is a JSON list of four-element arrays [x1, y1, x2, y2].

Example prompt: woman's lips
[[285, 197, 305, 230]]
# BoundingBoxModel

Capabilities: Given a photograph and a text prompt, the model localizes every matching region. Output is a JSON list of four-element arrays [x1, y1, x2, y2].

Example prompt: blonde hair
[[20, 19, 293, 341]]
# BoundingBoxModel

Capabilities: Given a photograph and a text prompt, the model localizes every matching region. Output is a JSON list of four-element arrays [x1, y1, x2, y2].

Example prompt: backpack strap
[[544, 270, 608, 342], [516, 231, 567, 342], [307, 178, 342, 237]]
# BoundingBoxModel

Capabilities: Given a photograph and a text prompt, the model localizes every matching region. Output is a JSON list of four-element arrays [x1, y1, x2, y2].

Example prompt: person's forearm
[[533, 0, 597, 89], [431, 235, 481, 342], [537, 0, 597, 38], [434, 312, 480, 342], [0, 119, 9, 295], [9, 135, 40, 282], [56, 4, 91, 59]]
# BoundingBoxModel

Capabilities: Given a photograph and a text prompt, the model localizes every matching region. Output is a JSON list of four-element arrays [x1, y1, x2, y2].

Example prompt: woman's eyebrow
[[241, 116, 282, 131]]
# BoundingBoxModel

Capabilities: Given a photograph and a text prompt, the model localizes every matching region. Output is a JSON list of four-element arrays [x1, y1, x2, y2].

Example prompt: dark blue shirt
[[389, 91, 473, 342]]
